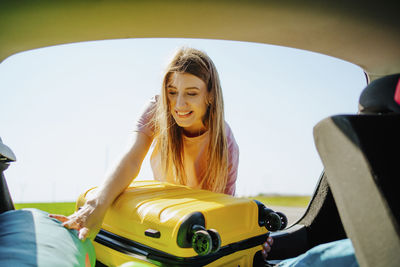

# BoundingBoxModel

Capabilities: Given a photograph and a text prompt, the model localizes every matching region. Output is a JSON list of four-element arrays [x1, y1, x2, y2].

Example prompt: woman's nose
[[176, 94, 186, 109]]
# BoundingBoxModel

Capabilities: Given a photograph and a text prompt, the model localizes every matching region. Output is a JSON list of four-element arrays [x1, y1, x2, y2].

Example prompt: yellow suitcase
[[76, 181, 287, 267]]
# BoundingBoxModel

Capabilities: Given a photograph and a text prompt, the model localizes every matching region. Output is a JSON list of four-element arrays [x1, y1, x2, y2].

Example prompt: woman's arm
[[97, 131, 153, 206], [50, 131, 153, 240]]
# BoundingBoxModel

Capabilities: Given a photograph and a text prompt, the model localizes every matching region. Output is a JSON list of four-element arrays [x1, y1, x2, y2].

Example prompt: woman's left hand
[[262, 236, 274, 259]]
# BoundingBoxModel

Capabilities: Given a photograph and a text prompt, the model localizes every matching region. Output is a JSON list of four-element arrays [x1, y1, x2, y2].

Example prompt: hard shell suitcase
[[76, 181, 287, 267]]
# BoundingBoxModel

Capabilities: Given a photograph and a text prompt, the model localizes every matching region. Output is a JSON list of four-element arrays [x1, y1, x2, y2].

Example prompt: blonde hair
[[153, 47, 228, 193]]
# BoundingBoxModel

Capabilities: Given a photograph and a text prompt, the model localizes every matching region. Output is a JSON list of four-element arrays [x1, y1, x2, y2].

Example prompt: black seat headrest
[[359, 73, 400, 114]]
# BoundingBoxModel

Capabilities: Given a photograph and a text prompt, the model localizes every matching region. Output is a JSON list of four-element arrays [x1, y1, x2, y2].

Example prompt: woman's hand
[[262, 236, 274, 259], [49, 196, 107, 241]]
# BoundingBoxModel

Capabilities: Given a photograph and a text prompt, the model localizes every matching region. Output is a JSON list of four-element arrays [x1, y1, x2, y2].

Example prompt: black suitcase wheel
[[276, 211, 288, 230], [192, 229, 212, 256], [264, 209, 282, 232], [207, 229, 221, 253]]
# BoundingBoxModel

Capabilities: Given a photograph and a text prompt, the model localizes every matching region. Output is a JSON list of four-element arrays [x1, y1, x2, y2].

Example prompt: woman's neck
[[183, 128, 208, 138]]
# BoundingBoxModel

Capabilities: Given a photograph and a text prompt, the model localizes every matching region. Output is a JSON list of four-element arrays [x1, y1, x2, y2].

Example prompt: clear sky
[[0, 38, 366, 203]]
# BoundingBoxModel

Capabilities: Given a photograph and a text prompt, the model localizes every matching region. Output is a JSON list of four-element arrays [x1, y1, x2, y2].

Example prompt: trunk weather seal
[[95, 229, 269, 266]]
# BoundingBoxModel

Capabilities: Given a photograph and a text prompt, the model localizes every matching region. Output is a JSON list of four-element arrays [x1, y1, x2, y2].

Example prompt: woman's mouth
[[176, 110, 193, 118]]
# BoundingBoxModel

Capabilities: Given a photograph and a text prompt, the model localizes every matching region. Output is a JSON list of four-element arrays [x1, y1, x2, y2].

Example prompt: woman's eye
[[168, 91, 177, 95], [187, 92, 198, 96]]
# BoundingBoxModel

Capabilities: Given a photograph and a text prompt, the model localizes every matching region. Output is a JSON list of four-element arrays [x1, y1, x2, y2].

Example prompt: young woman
[[50, 47, 273, 258]]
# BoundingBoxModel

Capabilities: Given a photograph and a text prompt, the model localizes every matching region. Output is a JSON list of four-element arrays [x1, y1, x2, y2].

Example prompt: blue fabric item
[[278, 239, 359, 267], [0, 208, 95, 267], [0, 208, 37, 265]]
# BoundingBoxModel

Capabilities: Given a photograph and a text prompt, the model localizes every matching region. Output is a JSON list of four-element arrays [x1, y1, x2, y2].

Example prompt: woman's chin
[[173, 117, 193, 128], [176, 121, 192, 129]]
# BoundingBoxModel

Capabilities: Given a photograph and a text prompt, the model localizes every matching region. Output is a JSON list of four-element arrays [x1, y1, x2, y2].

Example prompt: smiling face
[[167, 72, 209, 136]]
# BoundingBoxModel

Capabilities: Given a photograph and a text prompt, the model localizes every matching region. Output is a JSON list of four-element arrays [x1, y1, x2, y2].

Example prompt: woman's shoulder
[[224, 121, 239, 149], [224, 121, 235, 138]]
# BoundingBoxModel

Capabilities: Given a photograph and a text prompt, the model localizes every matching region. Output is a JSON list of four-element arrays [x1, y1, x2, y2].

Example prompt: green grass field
[[14, 195, 310, 215], [14, 202, 77, 216]]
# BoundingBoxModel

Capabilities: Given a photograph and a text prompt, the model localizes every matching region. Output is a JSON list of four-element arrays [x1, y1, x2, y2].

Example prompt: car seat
[[313, 74, 400, 266]]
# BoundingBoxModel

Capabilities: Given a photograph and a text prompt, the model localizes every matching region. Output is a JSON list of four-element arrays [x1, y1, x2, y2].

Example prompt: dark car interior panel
[[268, 172, 347, 261]]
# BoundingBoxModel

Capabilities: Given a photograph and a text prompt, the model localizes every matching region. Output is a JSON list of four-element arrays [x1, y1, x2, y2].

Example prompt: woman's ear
[[207, 94, 214, 105]]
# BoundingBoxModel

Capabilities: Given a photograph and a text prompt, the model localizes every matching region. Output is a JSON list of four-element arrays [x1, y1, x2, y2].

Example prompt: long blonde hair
[[153, 47, 228, 193]]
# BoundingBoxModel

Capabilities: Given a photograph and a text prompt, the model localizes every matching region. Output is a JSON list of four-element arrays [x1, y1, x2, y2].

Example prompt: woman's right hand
[[49, 195, 108, 241]]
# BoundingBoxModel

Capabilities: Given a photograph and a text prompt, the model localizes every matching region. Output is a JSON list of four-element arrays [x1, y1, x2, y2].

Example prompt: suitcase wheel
[[191, 229, 212, 256], [276, 211, 288, 230], [254, 200, 288, 231], [264, 208, 282, 231], [207, 229, 221, 253]]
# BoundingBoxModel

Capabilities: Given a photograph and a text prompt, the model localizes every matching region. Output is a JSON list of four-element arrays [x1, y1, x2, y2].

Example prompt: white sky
[[0, 38, 366, 203]]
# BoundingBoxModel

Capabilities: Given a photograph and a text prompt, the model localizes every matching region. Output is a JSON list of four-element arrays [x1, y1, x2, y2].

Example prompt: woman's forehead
[[167, 72, 207, 89]]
